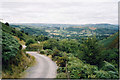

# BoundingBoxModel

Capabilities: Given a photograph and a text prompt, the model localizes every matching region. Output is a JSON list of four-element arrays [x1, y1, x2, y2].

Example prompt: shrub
[[67, 56, 98, 79], [79, 37, 103, 65], [5, 22, 9, 26], [25, 39, 35, 46], [2, 32, 21, 64], [43, 38, 59, 50], [45, 49, 53, 55], [26, 43, 43, 51], [40, 50, 45, 54], [57, 67, 66, 73], [56, 73, 67, 79]]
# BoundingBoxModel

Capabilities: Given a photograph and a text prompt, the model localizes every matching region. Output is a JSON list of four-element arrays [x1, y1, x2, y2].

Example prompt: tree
[[5, 22, 9, 26], [79, 37, 103, 65], [43, 38, 59, 50], [21, 30, 24, 33], [36, 35, 49, 41], [25, 32, 29, 35], [25, 39, 35, 46]]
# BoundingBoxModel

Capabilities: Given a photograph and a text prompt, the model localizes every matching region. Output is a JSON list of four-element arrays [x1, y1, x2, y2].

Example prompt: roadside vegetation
[[39, 35, 118, 79], [2, 22, 119, 79], [25, 32, 119, 79], [2, 23, 35, 78]]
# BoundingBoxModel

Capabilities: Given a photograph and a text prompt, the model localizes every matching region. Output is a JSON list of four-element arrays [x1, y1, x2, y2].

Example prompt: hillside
[[2, 22, 119, 79], [99, 32, 118, 49], [10, 23, 118, 40], [2, 23, 34, 42], [2, 22, 35, 78]]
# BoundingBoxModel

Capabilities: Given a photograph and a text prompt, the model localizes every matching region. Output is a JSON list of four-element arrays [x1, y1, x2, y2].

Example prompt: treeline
[[20, 27, 48, 36]]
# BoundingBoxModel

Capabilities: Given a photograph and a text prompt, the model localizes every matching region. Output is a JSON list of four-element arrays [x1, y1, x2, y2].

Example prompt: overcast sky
[[0, 0, 119, 24]]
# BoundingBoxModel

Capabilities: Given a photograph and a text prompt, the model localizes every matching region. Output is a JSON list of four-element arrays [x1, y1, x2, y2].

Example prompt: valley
[[10, 23, 118, 40], [1, 22, 119, 79]]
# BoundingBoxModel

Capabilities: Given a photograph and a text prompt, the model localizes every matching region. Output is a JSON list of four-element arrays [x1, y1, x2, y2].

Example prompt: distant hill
[[10, 23, 118, 28], [10, 23, 118, 32], [81, 23, 118, 30], [10, 23, 118, 40]]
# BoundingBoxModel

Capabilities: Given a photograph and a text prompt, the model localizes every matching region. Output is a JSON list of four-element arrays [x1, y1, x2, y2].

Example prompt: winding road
[[24, 51, 57, 78]]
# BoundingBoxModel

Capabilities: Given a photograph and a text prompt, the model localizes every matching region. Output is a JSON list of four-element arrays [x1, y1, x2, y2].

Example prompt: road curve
[[24, 51, 57, 78]]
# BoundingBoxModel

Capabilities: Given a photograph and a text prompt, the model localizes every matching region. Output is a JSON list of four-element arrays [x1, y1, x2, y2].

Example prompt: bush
[[67, 56, 98, 79], [45, 49, 53, 55], [25, 39, 35, 46], [26, 43, 43, 51], [57, 67, 66, 73], [56, 73, 67, 79], [56, 56, 68, 67], [95, 70, 111, 79], [40, 50, 45, 54], [79, 37, 103, 65], [43, 38, 59, 50], [100, 49, 118, 68], [2, 32, 21, 70], [5, 22, 9, 26], [2, 32, 20, 63]]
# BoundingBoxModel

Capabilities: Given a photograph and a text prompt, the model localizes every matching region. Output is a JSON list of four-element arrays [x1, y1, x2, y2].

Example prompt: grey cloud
[[0, 1, 118, 24]]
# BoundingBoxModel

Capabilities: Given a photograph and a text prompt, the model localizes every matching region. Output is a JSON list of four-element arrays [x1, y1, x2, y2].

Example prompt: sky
[[0, 0, 119, 24]]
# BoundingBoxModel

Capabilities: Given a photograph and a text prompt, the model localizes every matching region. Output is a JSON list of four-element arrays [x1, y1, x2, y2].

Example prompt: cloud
[[0, 0, 118, 24], [0, 0, 119, 2]]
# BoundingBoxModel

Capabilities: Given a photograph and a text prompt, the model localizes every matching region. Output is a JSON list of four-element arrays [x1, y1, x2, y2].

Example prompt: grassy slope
[[2, 23, 36, 78], [2, 51, 35, 78], [2, 23, 34, 42]]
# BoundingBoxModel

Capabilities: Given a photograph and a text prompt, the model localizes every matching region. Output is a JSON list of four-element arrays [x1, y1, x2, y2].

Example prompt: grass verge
[[2, 51, 36, 79]]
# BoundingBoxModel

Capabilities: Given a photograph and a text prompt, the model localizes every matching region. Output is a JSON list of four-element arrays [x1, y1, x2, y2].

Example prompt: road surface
[[24, 51, 57, 78]]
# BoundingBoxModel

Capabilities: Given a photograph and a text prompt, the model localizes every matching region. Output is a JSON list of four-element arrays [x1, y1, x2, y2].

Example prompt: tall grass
[[2, 51, 36, 78]]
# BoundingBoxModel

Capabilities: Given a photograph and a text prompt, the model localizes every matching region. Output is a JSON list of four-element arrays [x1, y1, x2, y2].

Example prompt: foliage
[[26, 43, 43, 51], [5, 22, 9, 26], [99, 32, 118, 49], [35, 35, 49, 41], [2, 50, 36, 78], [43, 39, 80, 55], [57, 67, 66, 73], [20, 27, 48, 36], [39, 50, 45, 54], [2, 22, 119, 79], [95, 61, 119, 79], [2, 32, 21, 66], [56, 73, 67, 78], [67, 56, 98, 79], [25, 39, 36, 46], [42, 33, 119, 79], [43, 38, 59, 50], [100, 48, 118, 68], [79, 37, 102, 65], [58, 39, 79, 54], [45, 49, 53, 55], [2, 24, 36, 78], [2, 23, 34, 42]]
